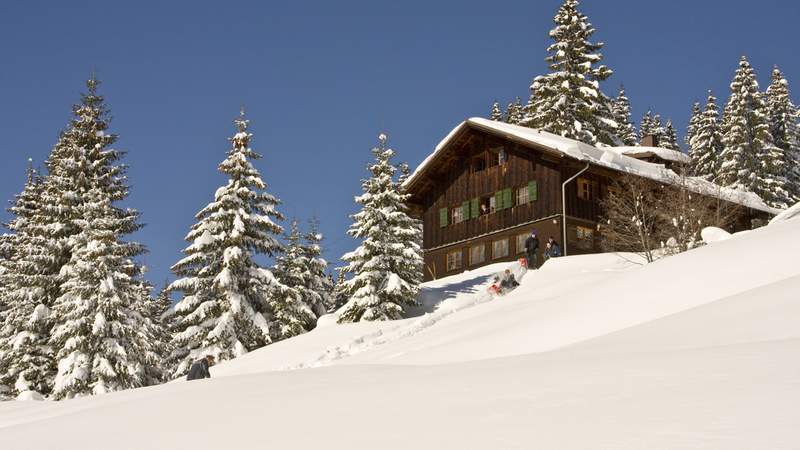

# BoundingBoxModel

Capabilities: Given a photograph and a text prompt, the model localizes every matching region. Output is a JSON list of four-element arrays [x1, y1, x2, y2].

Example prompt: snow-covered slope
[[2, 218, 799, 449]]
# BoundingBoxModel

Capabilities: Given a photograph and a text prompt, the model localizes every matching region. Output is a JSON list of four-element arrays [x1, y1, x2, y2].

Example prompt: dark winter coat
[[545, 242, 561, 258], [500, 273, 519, 290], [524, 236, 540, 254], [186, 359, 211, 381]]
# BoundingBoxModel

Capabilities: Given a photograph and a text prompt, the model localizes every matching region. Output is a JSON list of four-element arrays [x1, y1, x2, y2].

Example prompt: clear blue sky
[[1, 0, 798, 287]]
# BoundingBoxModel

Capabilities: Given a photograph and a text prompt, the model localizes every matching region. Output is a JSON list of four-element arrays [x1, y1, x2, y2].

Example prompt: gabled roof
[[404, 118, 779, 215]]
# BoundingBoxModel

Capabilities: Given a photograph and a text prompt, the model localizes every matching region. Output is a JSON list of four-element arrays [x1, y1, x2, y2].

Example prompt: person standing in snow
[[186, 355, 215, 381], [524, 230, 540, 269], [543, 237, 561, 262]]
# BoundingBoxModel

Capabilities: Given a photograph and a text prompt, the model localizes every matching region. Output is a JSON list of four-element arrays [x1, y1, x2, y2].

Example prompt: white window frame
[[452, 206, 465, 224], [470, 244, 485, 266], [492, 238, 509, 260], [516, 233, 528, 254], [447, 250, 463, 271], [516, 186, 529, 205]]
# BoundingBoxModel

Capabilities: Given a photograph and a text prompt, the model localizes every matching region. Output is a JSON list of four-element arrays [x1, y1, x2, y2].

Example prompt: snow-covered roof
[[404, 117, 779, 215], [609, 146, 692, 164]]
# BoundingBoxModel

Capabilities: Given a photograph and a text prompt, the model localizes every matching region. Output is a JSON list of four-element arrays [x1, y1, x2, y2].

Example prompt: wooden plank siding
[[419, 130, 562, 251], [408, 124, 773, 281]]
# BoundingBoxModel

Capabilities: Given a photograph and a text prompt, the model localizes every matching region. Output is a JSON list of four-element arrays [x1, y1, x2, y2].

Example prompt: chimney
[[641, 135, 658, 147]]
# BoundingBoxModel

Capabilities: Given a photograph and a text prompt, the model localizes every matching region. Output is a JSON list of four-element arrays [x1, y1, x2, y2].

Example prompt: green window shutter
[[528, 180, 538, 202], [470, 198, 479, 218], [439, 207, 448, 227], [504, 188, 513, 209], [495, 191, 504, 210], [462, 201, 470, 220]]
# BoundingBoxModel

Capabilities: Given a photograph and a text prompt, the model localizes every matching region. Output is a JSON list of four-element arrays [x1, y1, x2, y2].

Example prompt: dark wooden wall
[[410, 125, 774, 281], [562, 166, 606, 222], [423, 217, 561, 281], [419, 130, 563, 250]]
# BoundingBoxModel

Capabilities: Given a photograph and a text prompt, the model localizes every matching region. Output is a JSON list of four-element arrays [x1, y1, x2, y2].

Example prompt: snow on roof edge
[[403, 117, 779, 215], [612, 146, 692, 164]]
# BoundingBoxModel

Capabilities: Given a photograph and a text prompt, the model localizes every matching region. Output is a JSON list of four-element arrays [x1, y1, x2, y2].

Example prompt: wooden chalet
[[403, 118, 777, 281]]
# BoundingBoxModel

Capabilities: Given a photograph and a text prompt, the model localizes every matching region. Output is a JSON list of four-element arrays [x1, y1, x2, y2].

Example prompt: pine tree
[[301, 217, 335, 316], [612, 86, 637, 146], [169, 110, 285, 376], [686, 101, 702, 149], [765, 66, 800, 203], [0, 162, 54, 397], [651, 113, 665, 145], [131, 281, 174, 384], [505, 98, 524, 125], [689, 91, 724, 179], [489, 101, 504, 121], [661, 119, 680, 150], [338, 134, 423, 323], [719, 56, 790, 208], [523, 0, 619, 146], [44, 78, 158, 399], [271, 219, 317, 336], [331, 267, 349, 311], [639, 110, 655, 143]]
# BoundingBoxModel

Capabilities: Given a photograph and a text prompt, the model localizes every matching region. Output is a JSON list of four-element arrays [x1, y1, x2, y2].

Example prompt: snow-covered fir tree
[[301, 217, 335, 316], [638, 110, 655, 143], [650, 113, 665, 144], [523, 0, 619, 146], [169, 110, 286, 376], [612, 86, 637, 146], [489, 101, 503, 121], [765, 66, 800, 203], [44, 78, 159, 399], [338, 134, 423, 323], [505, 98, 524, 125], [686, 101, 702, 149], [661, 119, 680, 150], [331, 267, 349, 312], [131, 281, 174, 384], [719, 56, 791, 208], [689, 91, 724, 179], [271, 219, 317, 335], [0, 163, 54, 398]]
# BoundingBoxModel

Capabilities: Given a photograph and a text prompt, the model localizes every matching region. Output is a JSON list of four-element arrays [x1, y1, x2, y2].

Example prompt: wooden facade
[[405, 121, 771, 281]]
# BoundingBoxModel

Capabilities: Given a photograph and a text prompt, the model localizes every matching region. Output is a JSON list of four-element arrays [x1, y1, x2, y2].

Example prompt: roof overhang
[[403, 118, 780, 215]]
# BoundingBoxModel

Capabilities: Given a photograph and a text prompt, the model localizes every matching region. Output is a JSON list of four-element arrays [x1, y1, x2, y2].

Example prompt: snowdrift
[[1, 216, 799, 449]]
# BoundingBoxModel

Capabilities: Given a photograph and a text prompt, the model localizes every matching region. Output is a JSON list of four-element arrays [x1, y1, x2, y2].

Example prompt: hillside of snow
[[1, 216, 799, 449]]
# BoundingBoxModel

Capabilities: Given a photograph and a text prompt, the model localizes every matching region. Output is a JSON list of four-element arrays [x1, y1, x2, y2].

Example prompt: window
[[575, 226, 594, 250], [452, 206, 465, 224], [516, 233, 529, 254], [606, 185, 620, 198], [489, 195, 497, 213], [492, 238, 509, 259], [471, 156, 486, 173], [470, 244, 486, 266], [516, 186, 529, 205], [478, 196, 491, 215], [446, 250, 463, 271], [577, 178, 597, 201], [498, 148, 508, 165], [487, 149, 501, 168]]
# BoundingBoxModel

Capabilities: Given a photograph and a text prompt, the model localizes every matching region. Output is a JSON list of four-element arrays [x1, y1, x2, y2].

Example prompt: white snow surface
[[610, 145, 693, 164], [404, 118, 778, 214], [770, 201, 800, 224], [701, 226, 732, 244], [2, 217, 800, 449]]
